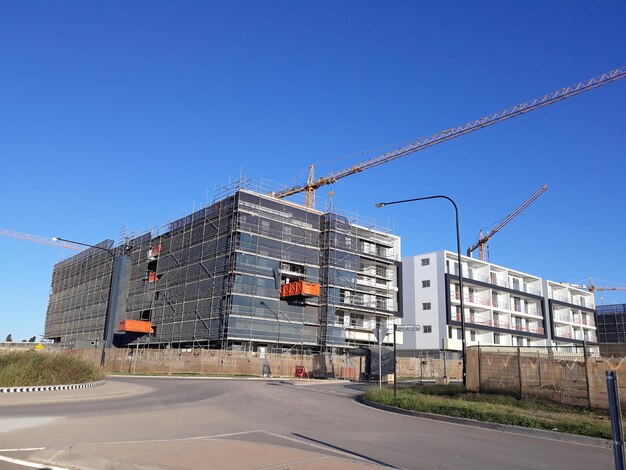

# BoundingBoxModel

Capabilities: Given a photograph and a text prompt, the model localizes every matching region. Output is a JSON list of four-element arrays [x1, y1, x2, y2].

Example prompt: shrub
[[0, 351, 104, 387]]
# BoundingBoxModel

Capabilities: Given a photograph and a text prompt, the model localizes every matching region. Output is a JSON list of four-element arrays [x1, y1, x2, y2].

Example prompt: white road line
[[256, 456, 330, 469], [0, 448, 45, 452], [0, 454, 69, 469]]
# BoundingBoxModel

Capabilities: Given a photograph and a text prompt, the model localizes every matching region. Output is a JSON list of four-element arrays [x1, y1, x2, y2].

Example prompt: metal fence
[[467, 345, 598, 406], [396, 349, 463, 383]]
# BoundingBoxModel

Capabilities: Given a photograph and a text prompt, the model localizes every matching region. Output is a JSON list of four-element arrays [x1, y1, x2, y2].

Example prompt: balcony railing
[[553, 314, 573, 323], [512, 304, 538, 315], [449, 269, 542, 295], [451, 313, 544, 335], [554, 315, 595, 328], [552, 293, 594, 308], [452, 293, 540, 315]]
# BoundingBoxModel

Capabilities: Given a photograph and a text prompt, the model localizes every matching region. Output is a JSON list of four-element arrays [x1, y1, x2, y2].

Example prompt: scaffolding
[[44, 178, 401, 353]]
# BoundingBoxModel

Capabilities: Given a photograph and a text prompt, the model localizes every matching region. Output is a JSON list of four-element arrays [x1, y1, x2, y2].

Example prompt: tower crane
[[273, 66, 626, 209], [466, 184, 548, 261], [0, 229, 83, 251], [580, 278, 626, 294]]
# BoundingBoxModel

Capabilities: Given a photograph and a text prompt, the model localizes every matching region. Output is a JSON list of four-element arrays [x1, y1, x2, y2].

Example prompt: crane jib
[[273, 66, 626, 201]]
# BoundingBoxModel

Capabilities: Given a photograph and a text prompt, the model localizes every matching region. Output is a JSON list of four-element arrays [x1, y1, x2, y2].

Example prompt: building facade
[[45, 188, 401, 353], [596, 304, 626, 343], [401, 250, 597, 351]]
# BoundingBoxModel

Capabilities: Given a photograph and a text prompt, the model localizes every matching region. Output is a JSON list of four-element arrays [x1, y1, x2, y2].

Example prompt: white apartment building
[[401, 250, 597, 350]]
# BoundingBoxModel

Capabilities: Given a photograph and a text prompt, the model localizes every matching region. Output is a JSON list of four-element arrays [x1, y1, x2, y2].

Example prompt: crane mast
[[274, 66, 626, 207], [466, 184, 548, 260]]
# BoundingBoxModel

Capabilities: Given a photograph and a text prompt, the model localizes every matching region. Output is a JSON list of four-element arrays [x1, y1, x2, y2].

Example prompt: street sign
[[373, 327, 389, 343], [396, 325, 422, 332]]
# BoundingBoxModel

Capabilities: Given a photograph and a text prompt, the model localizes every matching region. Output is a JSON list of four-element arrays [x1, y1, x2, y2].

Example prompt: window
[[470, 330, 476, 341], [422, 280, 430, 288], [421, 258, 430, 266], [494, 333, 501, 345], [350, 314, 365, 328], [422, 302, 431, 310], [423, 325, 432, 333]]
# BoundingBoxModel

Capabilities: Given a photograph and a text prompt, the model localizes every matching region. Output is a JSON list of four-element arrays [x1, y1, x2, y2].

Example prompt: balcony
[[450, 313, 544, 335], [582, 317, 596, 327], [512, 304, 538, 315], [552, 293, 593, 308], [451, 292, 491, 307], [553, 314, 573, 323], [451, 293, 540, 315], [449, 269, 543, 295]]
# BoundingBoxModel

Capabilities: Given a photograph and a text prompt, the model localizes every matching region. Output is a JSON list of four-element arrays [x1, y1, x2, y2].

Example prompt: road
[[0, 377, 613, 469]]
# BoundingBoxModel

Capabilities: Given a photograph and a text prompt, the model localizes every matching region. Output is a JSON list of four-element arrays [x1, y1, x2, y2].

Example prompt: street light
[[53, 237, 116, 367], [375, 195, 467, 387]]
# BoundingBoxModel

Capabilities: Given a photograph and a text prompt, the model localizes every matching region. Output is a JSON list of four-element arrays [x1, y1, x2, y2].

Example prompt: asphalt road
[[0, 377, 614, 469]]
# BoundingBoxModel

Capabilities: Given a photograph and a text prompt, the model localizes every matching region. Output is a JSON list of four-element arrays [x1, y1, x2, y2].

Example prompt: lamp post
[[375, 195, 467, 387], [53, 237, 116, 367]]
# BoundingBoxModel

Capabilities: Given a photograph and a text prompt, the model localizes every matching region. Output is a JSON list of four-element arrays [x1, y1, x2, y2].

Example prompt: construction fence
[[50, 347, 460, 382], [396, 350, 463, 383], [69, 348, 361, 379], [466, 344, 626, 410]]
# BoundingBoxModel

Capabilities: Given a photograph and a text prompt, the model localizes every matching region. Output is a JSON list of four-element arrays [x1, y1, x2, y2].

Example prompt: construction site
[[2, 66, 624, 371], [44, 180, 401, 354]]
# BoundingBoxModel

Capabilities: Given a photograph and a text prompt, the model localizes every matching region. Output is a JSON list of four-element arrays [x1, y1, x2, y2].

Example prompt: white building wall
[[400, 250, 597, 351], [400, 252, 442, 350]]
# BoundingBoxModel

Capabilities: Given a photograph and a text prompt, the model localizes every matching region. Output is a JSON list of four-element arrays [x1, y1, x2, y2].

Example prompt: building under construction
[[44, 182, 401, 353]]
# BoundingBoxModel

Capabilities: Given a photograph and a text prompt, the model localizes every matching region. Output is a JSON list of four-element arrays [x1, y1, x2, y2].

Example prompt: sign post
[[607, 370, 625, 470], [393, 325, 421, 397], [393, 324, 397, 398], [373, 327, 389, 389]]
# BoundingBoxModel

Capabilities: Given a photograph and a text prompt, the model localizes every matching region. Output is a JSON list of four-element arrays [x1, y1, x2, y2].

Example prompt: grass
[[0, 351, 105, 387], [364, 385, 612, 439]]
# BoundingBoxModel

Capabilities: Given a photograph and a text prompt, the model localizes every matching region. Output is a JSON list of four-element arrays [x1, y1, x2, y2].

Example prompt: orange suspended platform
[[118, 319, 154, 334], [280, 281, 320, 299]]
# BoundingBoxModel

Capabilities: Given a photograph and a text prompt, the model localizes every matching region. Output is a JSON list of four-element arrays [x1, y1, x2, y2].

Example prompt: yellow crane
[[273, 66, 626, 209], [582, 278, 626, 294], [467, 184, 548, 261]]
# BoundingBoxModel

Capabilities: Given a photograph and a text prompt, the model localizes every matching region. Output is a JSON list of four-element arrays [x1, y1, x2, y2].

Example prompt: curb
[[357, 396, 612, 449], [108, 374, 349, 384], [0, 380, 105, 394]]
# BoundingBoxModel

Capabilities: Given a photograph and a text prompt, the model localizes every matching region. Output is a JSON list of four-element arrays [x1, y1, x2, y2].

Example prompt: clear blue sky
[[1, 1, 625, 342]]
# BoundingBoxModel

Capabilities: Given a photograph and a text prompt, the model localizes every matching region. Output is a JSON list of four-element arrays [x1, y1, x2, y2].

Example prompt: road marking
[[0, 448, 45, 452], [0, 454, 69, 469], [257, 456, 330, 469], [0, 417, 59, 433]]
